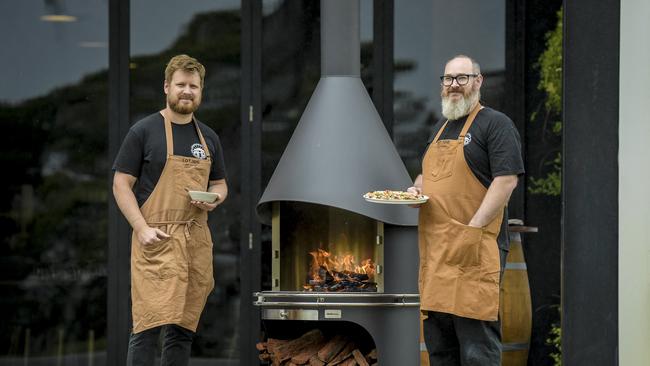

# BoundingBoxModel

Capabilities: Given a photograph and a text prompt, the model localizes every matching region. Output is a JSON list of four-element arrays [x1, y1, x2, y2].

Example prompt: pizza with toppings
[[363, 190, 428, 204]]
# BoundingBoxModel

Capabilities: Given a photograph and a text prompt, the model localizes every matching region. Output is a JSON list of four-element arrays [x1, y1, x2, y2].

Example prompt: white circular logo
[[464, 132, 472, 146], [191, 143, 207, 159]]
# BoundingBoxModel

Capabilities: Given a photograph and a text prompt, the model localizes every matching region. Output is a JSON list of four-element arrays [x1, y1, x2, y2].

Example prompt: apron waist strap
[[148, 219, 203, 241]]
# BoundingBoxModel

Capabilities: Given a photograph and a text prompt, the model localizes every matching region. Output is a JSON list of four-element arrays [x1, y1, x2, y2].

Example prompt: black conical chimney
[[257, 0, 416, 226]]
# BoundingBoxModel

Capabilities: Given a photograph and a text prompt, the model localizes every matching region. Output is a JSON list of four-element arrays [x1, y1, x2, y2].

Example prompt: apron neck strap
[[193, 118, 211, 159], [433, 120, 450, 143], [161, 110, 174, 156], [432, 103, 483, 143], [160, 110, 211, 159], [459, 103, 483, 138]]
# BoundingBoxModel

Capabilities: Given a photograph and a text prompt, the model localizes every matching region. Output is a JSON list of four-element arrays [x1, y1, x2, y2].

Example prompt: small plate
[[363, 194, 428, 205], [188, 190, 220, 203]]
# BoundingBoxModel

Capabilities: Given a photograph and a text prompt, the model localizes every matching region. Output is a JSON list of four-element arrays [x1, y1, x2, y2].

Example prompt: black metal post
[[562, 0, 619, 364], [240, 0, 262, 363], [505, 0, 526, 221], [108, 0, 131, 364], [372, 0, 394, 137]]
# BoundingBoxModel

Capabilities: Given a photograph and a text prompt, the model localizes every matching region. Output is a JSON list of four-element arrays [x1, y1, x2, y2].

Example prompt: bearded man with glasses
[[407, 55, 524, 365]]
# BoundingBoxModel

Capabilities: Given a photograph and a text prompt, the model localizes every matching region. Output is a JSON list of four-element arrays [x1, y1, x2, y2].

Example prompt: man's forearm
[[208, 179, 228, 204], [113, 180, 147, 232], [468, 175, 518, 228]]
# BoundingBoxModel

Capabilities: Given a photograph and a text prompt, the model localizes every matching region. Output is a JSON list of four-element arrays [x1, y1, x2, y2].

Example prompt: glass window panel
[[394, 0, 506, 176], [129, 1, 241, 363], [0, 0, 108, 364]]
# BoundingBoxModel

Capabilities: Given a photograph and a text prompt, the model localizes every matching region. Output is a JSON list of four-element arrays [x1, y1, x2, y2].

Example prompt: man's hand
[[190, 194, 221, 211], [136, 226, 170, 247], [407, 185, 423, 208]]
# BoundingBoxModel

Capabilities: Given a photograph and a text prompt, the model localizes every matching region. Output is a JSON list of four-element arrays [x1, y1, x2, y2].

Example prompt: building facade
[[0, 0, 647, 365]]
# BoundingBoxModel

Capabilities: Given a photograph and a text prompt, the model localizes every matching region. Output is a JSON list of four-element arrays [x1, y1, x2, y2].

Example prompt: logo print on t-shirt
[[464, 132, 472, 146], [191, 143, 207, 159]]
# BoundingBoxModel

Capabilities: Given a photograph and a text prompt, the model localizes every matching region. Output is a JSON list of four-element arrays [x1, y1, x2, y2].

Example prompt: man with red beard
[[112, 54, 227, 366], [408, 55, 524, 365]]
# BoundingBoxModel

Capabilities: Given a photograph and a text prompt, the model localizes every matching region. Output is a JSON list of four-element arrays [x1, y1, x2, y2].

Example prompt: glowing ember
[[304, 248, 377, 292]]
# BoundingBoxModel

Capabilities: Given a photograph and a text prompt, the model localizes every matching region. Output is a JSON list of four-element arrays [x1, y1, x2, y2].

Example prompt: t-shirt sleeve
[[112, 128, 144, 177], [487, 116, 525, 178], [209, 135, 227, 181]]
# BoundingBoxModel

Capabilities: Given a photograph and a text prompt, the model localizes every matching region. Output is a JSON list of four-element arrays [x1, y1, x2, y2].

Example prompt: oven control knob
[[279, 310, 288, 319]]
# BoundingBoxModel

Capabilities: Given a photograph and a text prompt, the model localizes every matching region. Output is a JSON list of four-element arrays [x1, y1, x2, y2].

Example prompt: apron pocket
[[138, 236, 178, 280], [428, 143, 457, 182], [444, 219, 483, 268], [174, 161, 209, 196]]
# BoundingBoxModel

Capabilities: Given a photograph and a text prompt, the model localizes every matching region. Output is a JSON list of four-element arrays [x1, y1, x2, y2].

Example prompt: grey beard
[[441, 90, 480, 120]]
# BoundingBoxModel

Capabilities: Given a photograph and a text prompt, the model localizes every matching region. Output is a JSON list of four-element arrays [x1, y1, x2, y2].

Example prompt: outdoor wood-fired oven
[[254, 1, 421, 364], [255, 204, 420, 365]]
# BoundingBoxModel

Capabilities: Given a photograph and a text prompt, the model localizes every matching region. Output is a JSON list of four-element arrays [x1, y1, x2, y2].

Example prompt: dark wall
[[562, 0, 619, 364], [522, 1, 563, 365]]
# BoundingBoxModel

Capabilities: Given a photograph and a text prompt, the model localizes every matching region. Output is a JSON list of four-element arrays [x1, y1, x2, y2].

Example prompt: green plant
[[529, 153, 561, 196], [546, 316, 562, 365], [529, 8, 563, 196]]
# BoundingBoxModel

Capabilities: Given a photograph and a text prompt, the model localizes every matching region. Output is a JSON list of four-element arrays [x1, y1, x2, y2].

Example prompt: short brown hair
[[165, 54, 206, 87]]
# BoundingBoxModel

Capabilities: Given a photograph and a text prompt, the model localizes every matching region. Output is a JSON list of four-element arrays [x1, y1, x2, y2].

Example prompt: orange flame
[[304, 248, 376, 291]]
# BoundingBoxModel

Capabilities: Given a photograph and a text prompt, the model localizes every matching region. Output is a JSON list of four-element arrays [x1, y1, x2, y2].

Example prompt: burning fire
[[304, 248, 377, 292]]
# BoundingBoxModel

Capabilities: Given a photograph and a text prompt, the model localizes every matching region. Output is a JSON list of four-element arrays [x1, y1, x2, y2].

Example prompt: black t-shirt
[[112, 112, 227, 206], [422, 107, 524, 250]]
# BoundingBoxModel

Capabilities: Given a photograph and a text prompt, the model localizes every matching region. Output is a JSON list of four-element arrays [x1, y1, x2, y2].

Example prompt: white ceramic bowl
[[188, 190, 220, 203]]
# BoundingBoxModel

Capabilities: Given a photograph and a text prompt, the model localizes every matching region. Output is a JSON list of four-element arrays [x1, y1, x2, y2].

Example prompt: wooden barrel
[[499, 225, 536, 366], [420, 312, 430, 366]]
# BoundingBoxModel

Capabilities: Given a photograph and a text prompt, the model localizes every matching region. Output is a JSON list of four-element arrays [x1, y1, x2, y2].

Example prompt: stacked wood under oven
[[256, 329, 377, 366]]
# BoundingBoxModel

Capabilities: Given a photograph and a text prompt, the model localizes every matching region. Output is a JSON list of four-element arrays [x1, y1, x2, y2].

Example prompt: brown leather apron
[[419, 104, 503, 321], [131, 110, 214, 333]]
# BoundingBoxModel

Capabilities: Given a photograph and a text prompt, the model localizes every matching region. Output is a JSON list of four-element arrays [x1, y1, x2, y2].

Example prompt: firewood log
[[317, 335, 348, 362], [309, 355, 326, 366], [325, 342, 356, 365], [365, 349, 377, 361], [257, 342, 268, 351], [291, 338, 328, 364], [340, 359, 358, 366], [351, 350, 369, 366], [273, 329, 325, 364], [267, 338, 288, 354]]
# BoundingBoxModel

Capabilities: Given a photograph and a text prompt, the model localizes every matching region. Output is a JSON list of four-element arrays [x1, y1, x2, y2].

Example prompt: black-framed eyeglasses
[[440, 74, 479, 86]]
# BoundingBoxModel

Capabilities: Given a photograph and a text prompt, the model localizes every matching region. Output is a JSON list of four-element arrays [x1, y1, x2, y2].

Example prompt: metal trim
[[254, 292, 419, 298], [254, 292, 420, 307], [262, 309, 319, 320], [255, 301, 420, 307]]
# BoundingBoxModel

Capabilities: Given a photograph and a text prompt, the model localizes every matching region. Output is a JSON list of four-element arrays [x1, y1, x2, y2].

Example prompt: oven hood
[[257, 0, 417, 226]]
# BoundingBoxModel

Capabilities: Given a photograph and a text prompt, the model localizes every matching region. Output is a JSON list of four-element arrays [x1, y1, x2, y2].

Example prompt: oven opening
[[272, 202, 384, 292]]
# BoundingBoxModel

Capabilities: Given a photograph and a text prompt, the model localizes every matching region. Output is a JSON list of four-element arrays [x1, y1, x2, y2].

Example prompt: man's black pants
[[126, 324, 194, 366], [423, 311, 501, 366]]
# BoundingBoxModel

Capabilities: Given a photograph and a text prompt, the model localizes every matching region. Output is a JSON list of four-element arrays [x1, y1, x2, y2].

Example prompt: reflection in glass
[[129, 1, 242, 362], [393, 0, 506, 176], [0, 0, 108, 364]]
